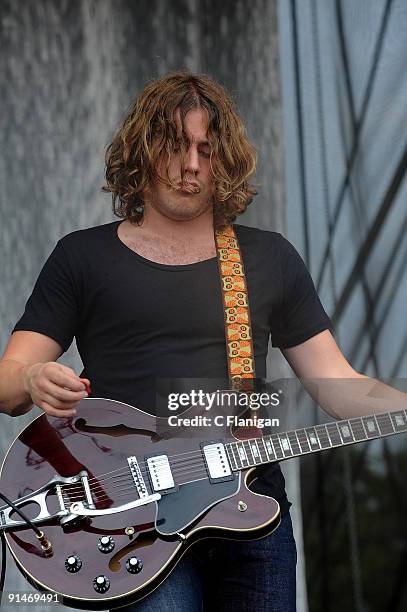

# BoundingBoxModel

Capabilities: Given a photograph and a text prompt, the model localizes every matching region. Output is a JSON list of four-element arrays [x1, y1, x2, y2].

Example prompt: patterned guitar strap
[[214, 225, 258, 423]]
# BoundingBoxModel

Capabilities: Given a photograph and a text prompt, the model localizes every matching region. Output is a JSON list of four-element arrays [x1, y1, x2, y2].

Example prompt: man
[[0, 72, 405, 611]]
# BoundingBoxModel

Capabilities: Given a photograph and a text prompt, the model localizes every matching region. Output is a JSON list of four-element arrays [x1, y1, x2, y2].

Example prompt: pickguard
[[155, 474, 240, 535]]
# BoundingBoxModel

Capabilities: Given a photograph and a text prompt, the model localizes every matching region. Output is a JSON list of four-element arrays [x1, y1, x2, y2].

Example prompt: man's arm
[[0, 331, 88, 417], [282, 329, 407, 419]]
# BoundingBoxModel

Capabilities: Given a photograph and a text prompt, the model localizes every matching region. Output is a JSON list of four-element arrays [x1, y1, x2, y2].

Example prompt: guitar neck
[[225, 409, 407, 471]]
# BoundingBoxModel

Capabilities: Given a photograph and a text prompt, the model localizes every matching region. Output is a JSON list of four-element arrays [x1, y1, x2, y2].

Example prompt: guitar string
[[54, 447, 229, 496], [61, 462, 211, 500], [60, 438, 265, 500], [66, 415, 397, 491], [62, 484, 207, 506], [61, 472, 209, 503], [58, 445, 237, 491], [59, 465, 207, 498], [62, 488, 161, 506], [61, 441, 263, 493], [59, 419, 400, 500], [59, 417, 401, 495], [64, 450, 222, 491], [61, 469, 210, 503], [60, 420, 397, 506]]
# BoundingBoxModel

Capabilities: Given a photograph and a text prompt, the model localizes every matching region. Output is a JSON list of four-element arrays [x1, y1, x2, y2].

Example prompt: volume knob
[[126, 556, 143, 574], [65, 555, 82, 572], [93, 575, 110, 593], [98, 535, 115, 553]]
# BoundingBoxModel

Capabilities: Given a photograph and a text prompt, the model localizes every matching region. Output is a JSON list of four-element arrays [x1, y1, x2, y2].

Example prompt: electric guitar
[[1, 396, 406, 610]]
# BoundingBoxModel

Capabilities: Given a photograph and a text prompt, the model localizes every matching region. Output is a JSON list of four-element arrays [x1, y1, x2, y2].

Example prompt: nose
[[185, 145, 200, 175]]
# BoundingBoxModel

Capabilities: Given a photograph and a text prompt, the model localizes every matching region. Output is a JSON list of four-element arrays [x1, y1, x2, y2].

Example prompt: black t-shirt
[[12, 221, 332, 516]]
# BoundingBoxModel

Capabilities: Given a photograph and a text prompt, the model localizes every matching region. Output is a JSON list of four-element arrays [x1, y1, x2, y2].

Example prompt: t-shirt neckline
[[113, 220, 218, 271]]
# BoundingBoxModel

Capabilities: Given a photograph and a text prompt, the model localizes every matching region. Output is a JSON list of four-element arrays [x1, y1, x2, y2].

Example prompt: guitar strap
[[214, 225, 256, 394]]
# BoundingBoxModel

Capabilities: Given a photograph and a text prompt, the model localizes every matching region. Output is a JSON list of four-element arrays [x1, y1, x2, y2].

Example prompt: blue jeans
[[118, 513, 297, 612]]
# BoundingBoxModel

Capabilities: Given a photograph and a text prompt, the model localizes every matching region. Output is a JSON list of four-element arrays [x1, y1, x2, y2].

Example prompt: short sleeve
[[12, 240, 80, 353], [271, 235, 333, 348]]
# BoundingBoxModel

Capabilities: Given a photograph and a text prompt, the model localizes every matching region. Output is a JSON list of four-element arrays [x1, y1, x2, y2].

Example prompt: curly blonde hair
[[102, 71, 258, 228]]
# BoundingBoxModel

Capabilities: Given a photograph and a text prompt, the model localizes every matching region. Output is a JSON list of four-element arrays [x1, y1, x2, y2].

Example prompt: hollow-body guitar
[[1, 397, 406, 609]]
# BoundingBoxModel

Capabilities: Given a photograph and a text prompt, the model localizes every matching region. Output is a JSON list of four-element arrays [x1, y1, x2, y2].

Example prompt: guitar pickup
[[201, 442, 234, 483], [146, 455, 176, 493]]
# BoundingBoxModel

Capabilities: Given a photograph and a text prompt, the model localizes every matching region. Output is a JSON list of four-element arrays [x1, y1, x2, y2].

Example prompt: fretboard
[[225, 409, 407, 471]]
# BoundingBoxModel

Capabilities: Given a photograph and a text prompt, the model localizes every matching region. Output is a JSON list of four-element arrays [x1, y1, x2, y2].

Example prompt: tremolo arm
[[69, 495, 161, 517], [0, 472, 86, 532], [0, 470, 160, 532]]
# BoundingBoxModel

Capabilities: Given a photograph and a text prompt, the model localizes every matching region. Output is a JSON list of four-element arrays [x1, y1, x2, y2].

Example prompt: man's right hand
[[23, 362, 89, 417]]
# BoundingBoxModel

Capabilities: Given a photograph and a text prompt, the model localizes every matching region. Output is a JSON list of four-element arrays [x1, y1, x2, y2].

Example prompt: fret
[[338, 421, 354, 443], [258, 438, 269, 463], [287, 431, 301, 456], [315, 424, 332, 449], [245, 409, 407, 469], [255, 439, 268, 463], [231, 443, 241, 468], [360, 418, 368, 439], [236, 442, 249, 466], [326, 422, 342, 446], [294, 430, 306, 454], [249, 440, 262, 465], [278, 433, 293, 457], [389, 410, 407, 432], [264, 436, 276, 461], [349, 418, 367, 442], [270, 434, 284, 459], [305, 427, 321, 450], [244, 440, 255, 466], [225, 444, 237, 471], [228, 443, 239, 469], [261, 438, 270, 461], [375, 413, 395, 436], [296, 429, 311, 453], [362, 415, 380, 439], [268, 436, 277, 458], [373, 414, 381, 437]]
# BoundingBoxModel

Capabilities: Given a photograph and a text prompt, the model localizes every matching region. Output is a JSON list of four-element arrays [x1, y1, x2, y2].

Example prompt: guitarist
[[0, 71, 406, 612]]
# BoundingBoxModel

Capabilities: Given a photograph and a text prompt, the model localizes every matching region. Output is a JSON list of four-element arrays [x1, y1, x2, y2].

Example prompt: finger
[[47, 370, 87, 392], [39, 401, 77, 418], [40, 392, 84, 410], [79, 378, 91, 395], [42, 381, 88, 402]]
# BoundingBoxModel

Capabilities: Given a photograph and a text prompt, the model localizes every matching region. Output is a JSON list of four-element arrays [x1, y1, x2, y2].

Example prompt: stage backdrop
[[278, 1, 407, 611], [1, 1, 307, 611]]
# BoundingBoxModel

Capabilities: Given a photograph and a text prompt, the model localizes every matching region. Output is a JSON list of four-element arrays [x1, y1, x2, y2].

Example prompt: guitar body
[[0, 398, 280, 610]]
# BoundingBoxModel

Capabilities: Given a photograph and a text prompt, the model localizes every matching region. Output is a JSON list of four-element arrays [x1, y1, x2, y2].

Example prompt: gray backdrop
[[279, 1, 407, 610], [1, 1, 305, 611]]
